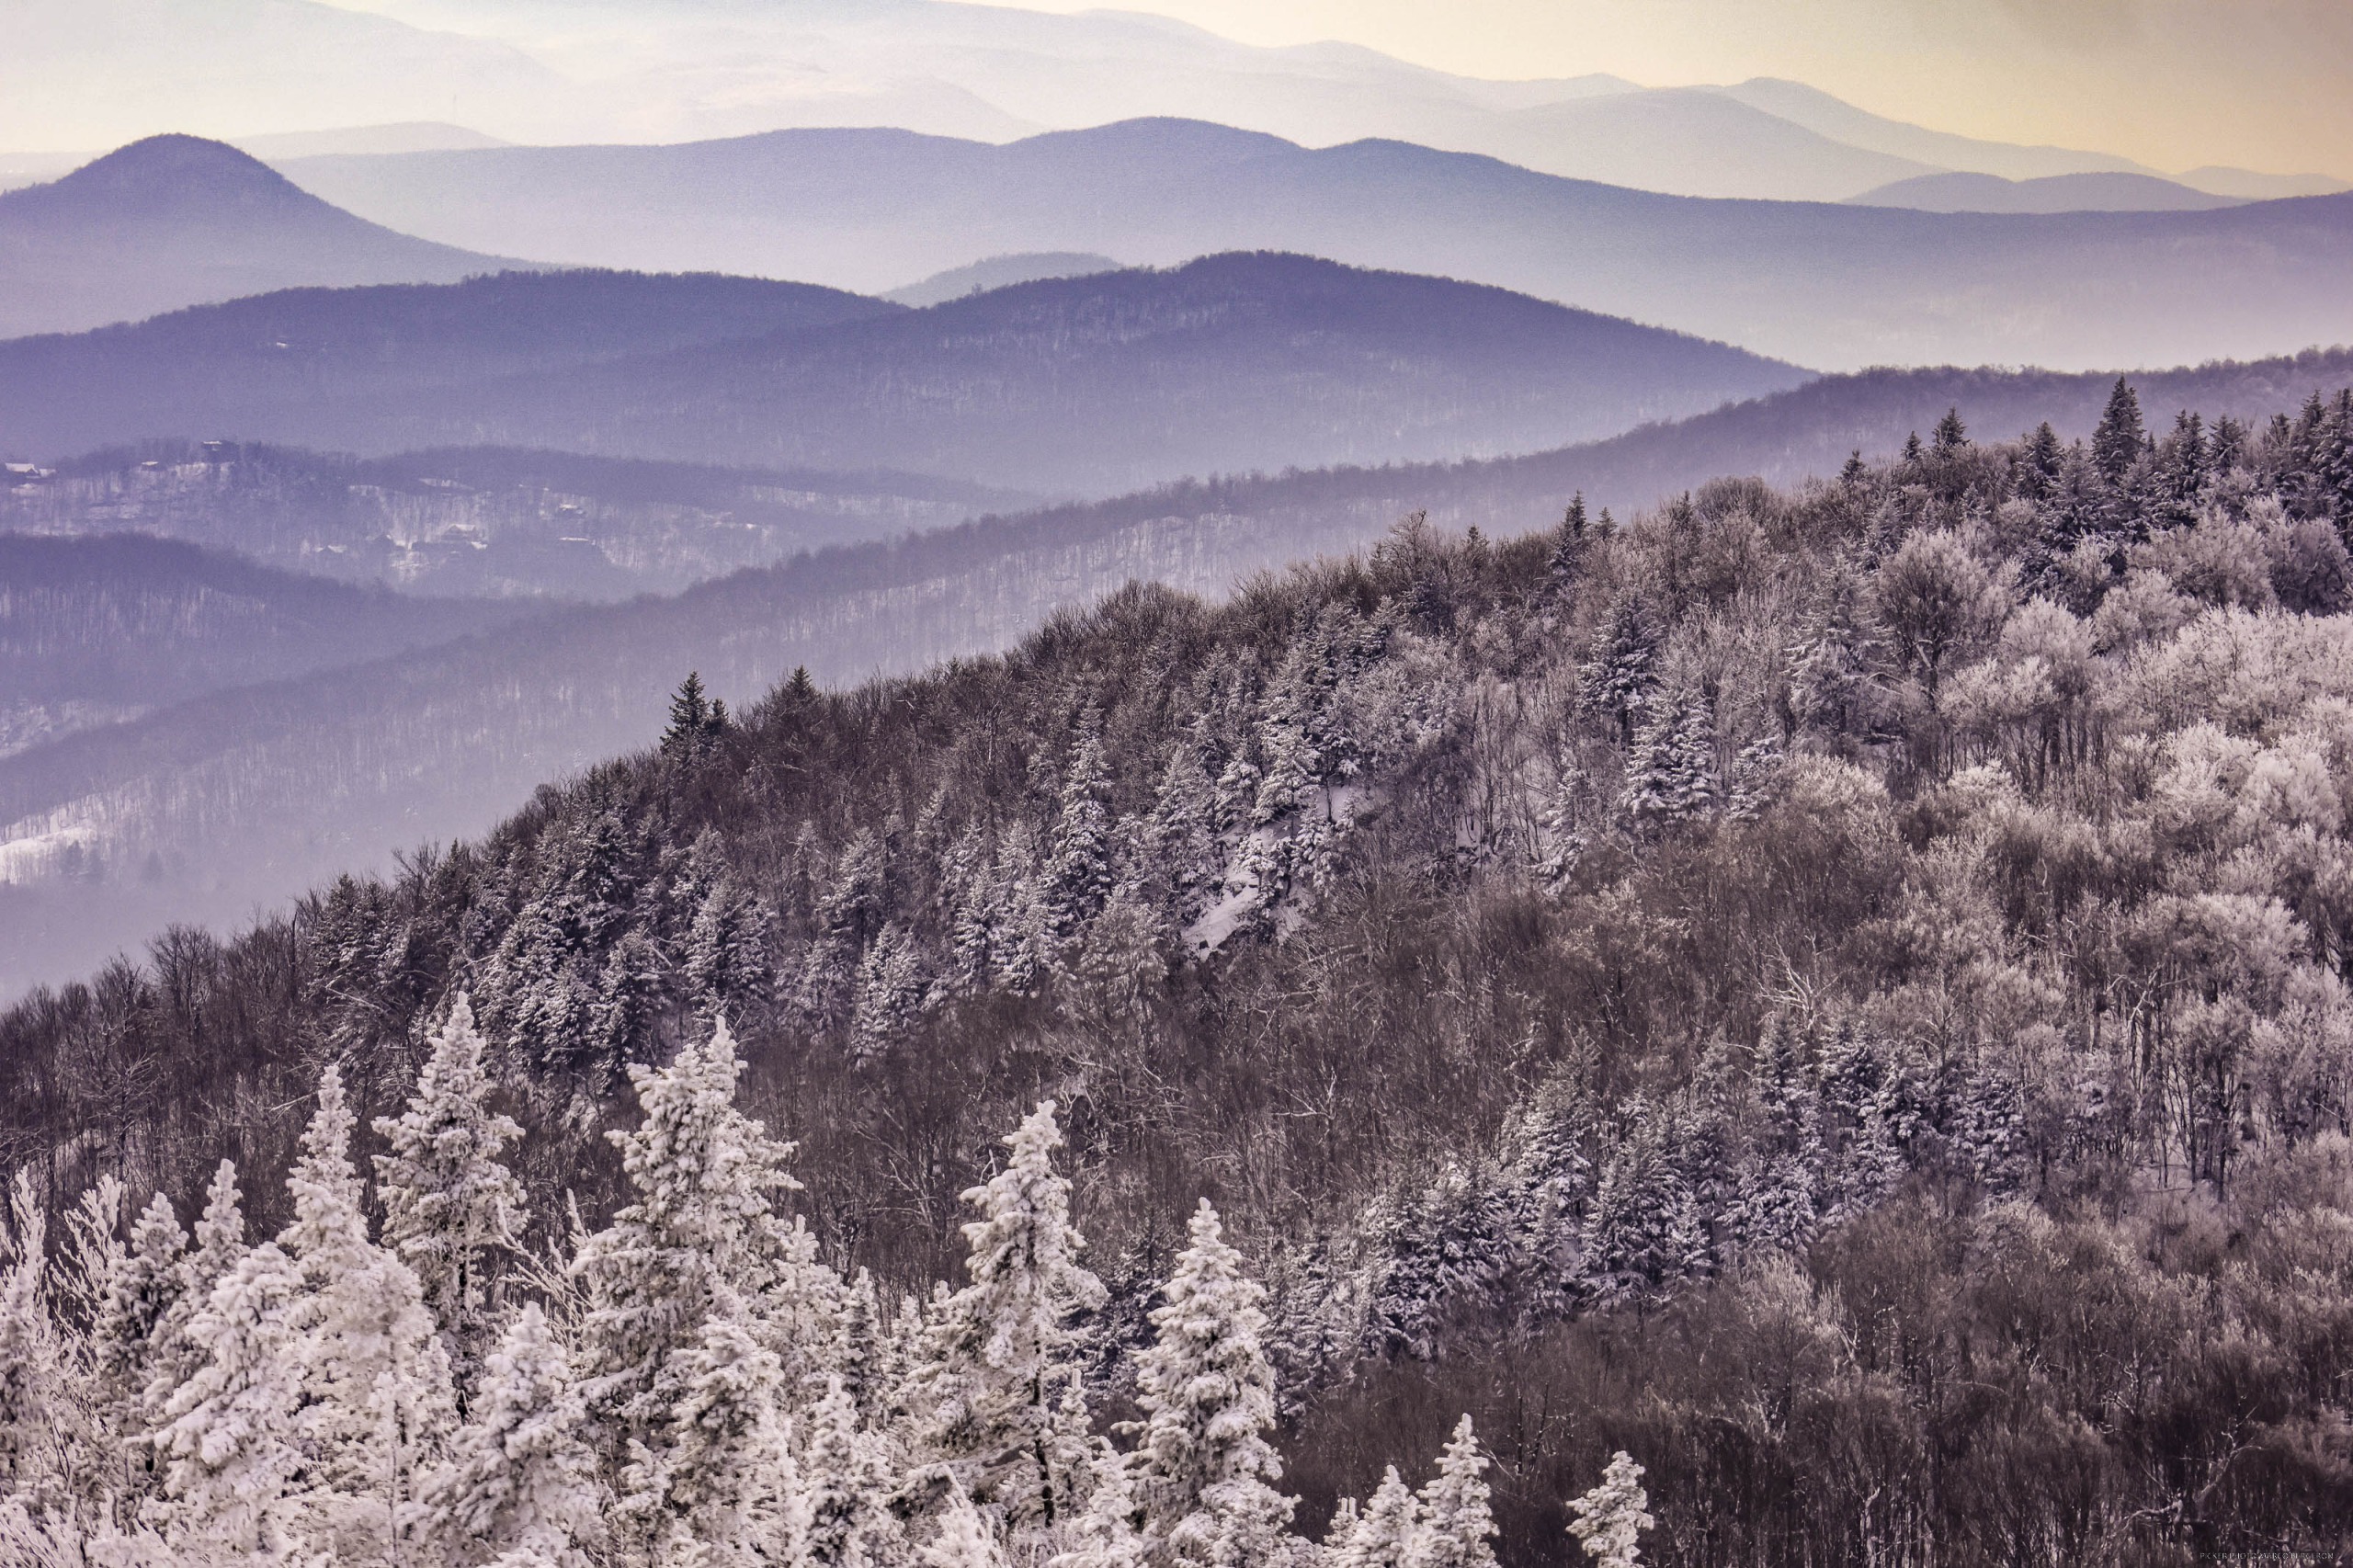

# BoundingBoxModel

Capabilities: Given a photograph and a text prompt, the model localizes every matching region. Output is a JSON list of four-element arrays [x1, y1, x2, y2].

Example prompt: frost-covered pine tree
[[1333, 1465, 1420, 1568], [924, 1479, 1007, 1568], [620, 1303, 804, 1568], [1131, 1200, 1295, 1568], [1321, 1497, 1363, 1566], [1582, 1108, 1705, 1305], [1581, 594, 1660, 744], [918, 1100, 1108, 1536], [686, 874, 775, 1024], [1050, 1441, 1146, 1568], [832, 1267, 887, 1424], [147, 1161, 247, 1424], [1362, 1161, 1522, 1363], [1566, 1452, 1652, 1568], [375, 994, 529, 1403], [0, 1174, 64, 1511], [990, 826, 1054, 994], [802, 1373, 902, 1568], [574, 1019, 811, 1469], [91, 1189, 188, 1509], [1145, 742, 1222, 924], [278, 1063, 455, 1551], [152, 1238, 309, 1557], [426, 1302, 599, 1568], [1620, 687, 1717, 828], [851, 923, 927, 1062], [1406, 1417, 1495, 1568], [1047, 726, 1118, 940]]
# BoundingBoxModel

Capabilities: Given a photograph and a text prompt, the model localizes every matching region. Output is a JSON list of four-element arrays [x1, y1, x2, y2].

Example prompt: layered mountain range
[[0, 249, 1810, 493], [264, 123, 2353, 369]]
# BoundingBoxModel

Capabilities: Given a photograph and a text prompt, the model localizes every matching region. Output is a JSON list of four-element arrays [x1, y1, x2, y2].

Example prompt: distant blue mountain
[[0, 136, 526, 337], [276, 117, 2353, 371], [0, 252, 1812, 494], [1850, 170, 2244, 213]]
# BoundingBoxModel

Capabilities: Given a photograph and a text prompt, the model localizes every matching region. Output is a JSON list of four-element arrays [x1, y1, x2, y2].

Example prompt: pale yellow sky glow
[[967, 0, 2353, 176]]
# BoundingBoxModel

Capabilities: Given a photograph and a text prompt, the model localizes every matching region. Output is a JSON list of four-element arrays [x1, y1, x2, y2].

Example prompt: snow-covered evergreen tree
[[831, 1268, 887, 1426], [574, 1019, 812, 1469], [1145, 742, 1222, 924], [1361, 1162, 1522, 1363], [851, 923, 927, 1062], [278, 1062, 456, 1552], [152, 1239, 309, 1558], [1048, 725, 1118, 940], [1405, 1418, 1495, 1568], [619, 1302, 804, 1568], [802, 1373, 902, 1568], [147, 1162, 247, 1423], [1335, 1465, 1420, 1568], [686, 873, 775, 1024], [375, 994, 529, 1403], [426, 1301, 599, 1567], [1581, 1108, 1708, 1304], [1131, 1200, 1294, 1568], [1581, 595, 1660, 744], [0, 1174, 64, 1512], [923, 1479, 1007, 1568], [917, 1100, 1107, 1536], [1050, 1441, 1146, 1568], [1620, 688, 1717, 828], [90, 1189, 188, 1511], [1320, 1497, 1363, 1567], [1566, 1452, 1652, 1568]]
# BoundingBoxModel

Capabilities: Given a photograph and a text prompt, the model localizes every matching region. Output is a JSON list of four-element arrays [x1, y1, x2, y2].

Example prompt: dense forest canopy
[[5, 381, 2353, 1563]]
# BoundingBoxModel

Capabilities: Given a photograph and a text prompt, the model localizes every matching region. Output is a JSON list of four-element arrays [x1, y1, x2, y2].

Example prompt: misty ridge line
[[0, 251, 1811, 497], [5, 123, 2353, 374]]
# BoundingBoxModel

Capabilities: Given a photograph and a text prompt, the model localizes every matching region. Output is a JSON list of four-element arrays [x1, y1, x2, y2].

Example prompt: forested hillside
[[0, 533, 544, 758], [1, 444, 1015, 600], [3, 381, 2353, 1562]]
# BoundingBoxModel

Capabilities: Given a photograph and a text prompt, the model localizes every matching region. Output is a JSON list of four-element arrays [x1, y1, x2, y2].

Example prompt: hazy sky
[[966, 0, 2353, 176]]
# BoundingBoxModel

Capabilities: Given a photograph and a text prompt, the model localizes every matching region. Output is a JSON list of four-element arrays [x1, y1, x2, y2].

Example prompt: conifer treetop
[[1567, 1451, 1653, 1568], [1407, 1415, 1496, 1568]]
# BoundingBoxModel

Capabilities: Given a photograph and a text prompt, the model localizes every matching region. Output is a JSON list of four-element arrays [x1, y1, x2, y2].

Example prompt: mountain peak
[[10, 134, 325, 223], [0, 134, 525, 337]]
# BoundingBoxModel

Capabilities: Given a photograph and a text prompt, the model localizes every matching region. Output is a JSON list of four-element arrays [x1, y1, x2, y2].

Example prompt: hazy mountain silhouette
[[2177, 165, 2352, 199], [0, 253, 1813, 494], [273, 119, 2353, 370], [6, 346, 2349, 993], [230, 123, 513, 159], [0, 136, 528, 336], [882, 252, 1124, 306], [1852, 170, 2245, 213], [1461, 88, 1936, 201], [13, 0, 2262, 203], [1707, 79, 2153, 182], [0, 268, 901, 460]]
